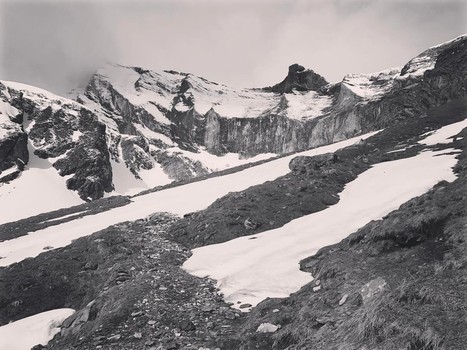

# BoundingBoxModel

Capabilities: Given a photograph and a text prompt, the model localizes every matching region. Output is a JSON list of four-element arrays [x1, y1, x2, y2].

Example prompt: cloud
[[0, 0, 117, 93], [1, 0, 465, 94]]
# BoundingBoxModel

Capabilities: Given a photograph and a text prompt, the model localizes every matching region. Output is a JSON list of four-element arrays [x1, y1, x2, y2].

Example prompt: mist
[[1, 0, 465, 95]]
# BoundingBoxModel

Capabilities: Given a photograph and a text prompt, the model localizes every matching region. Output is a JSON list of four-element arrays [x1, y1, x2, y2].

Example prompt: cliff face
[[0, 82, 113, 200], [0, 35, 466, 202], [81, 35, 467, 160]]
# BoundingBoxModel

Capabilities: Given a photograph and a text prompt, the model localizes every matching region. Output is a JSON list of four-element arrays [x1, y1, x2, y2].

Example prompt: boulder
[[359, 277, 388, 303], [289, 153, 339, 174], [256, 322, 280, 333]]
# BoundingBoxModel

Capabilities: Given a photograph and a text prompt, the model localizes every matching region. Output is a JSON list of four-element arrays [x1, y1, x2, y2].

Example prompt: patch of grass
[[342, 292, 397, 344]]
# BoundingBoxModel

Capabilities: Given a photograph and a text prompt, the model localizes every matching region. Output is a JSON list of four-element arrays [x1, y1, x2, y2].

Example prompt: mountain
[[1, 34, 466, 222], [0, 34, 466, 350]]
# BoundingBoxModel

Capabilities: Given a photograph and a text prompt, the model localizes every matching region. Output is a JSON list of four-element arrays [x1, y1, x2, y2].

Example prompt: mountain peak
[[265, 64, 328, 94], [288, 63, 306, 74]]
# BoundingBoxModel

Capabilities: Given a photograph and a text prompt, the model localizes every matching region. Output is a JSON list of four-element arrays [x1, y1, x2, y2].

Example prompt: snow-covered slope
[[0, 131, 378, 265], [1, 34, 466, 222], [89, 63, 332, 120], [181, 119, 467, 309], [1, 34, 467, 350], [0, 309, 75, 350], [183, 148, 459, 308], [0, 141, 84, 223], [341, 68, 400, 101]]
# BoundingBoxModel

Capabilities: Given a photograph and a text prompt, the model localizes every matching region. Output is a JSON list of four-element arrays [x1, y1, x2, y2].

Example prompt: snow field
[[183, 149, 460, 308], [419, 118, 467, 146], [0, 131, 379, 266], [182, 119, 467, 308], [96, 64, 332, 120], [0, 141, 83, 225], [0, 309, 75, 350]]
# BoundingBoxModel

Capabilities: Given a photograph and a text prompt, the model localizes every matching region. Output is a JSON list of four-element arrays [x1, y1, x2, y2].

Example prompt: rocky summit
[[0, 34, 467, 350]]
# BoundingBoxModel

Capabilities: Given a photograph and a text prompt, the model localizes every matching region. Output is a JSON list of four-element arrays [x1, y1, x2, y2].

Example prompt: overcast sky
[[0, 0, 466, 95]]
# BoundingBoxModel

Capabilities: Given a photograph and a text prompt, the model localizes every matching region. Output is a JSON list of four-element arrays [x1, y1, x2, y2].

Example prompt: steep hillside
[[0, 35, 466, 350], [1, 34, 466, 223], [1, 96, 466, 350]]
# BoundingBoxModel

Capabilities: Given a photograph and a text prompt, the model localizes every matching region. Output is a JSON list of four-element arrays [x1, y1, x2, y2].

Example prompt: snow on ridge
[[282, 90, 333, 119], [340, 34, 466, 92], [92, 63, 334, 120], [0, 130, 379, 266], [183, 148, 460, 309], [399, 50, 437, 78], [1, 80, 84, 113], [399, 34, 466, 78], [429, 33, 467, 50], [342, 68, 401, 100], [93, 64, 177, 124], [0, 308, 75, 350]]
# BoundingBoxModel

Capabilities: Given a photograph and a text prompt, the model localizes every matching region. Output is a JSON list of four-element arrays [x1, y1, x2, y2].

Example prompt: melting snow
[[133, 124, 175, 146], [165, 147, 277, 172], [183, 149, 460, 308], [342, 68, 400, 100], [94, 64, 333, 120], [0, 99, 21, 139], [0, 309, 75, 350], [419, 119, 467, 146], [282, 91, 332, 119], [0, 141, 83, 225], [0, 131, 379, 266]]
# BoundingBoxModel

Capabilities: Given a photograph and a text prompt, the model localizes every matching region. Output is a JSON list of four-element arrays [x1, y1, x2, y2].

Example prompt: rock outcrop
[[0, 83, 114, 201], [0, 83, 28, 182], [264, 63, 329, 93], [1, 35, 466, 202]]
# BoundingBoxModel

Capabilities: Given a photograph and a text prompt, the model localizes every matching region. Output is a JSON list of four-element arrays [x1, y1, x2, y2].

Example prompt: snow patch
[[165, 147, 277, 172], [183, 149, 460, 308], [0, 131, 379, 266], [71, 130, 82, 142], [108, 156, 172, 197], [0, 99, 22, 139], [282, 91, 332, 119], [419, 119, 467, 146], [342, 68, 400, 100], [134, 124, 175, 146], [42, 211, 90, 223], [0, 141, 83, 225], [0, 308, 75, 350]]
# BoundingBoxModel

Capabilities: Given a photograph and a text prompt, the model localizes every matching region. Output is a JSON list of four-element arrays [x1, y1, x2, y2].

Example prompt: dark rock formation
[[289, 153, 339, 174], [53, 121, 113, 201], [264, 64, 329, 93], [0, 131, 28, 172], [1, 35, 466, 201], [1, 85, 114, 200]]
